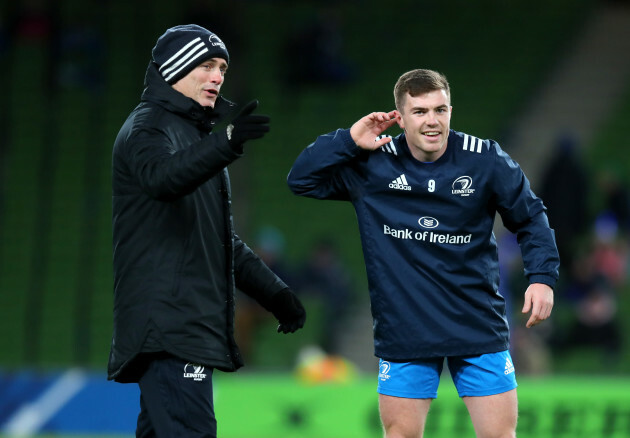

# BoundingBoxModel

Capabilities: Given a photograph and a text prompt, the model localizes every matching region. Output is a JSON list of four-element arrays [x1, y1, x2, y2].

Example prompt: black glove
[[268, 288, 306, 334], [226, 100, 270, 149]]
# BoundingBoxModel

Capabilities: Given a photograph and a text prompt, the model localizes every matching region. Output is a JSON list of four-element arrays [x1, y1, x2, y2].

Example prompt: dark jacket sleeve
[[233, 235, 288, 306], [287, 128, 362, 201], [124, 124, 242, 201], [493, 142, 560, 287]]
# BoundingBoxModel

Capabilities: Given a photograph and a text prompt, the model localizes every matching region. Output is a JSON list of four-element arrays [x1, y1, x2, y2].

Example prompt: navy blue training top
[[288, 128, 559, 361]]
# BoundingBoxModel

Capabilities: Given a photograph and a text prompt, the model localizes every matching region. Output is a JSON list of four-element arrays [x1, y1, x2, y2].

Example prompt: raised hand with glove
[[226, 100, 270, 151], [266, 288, 307, 334]]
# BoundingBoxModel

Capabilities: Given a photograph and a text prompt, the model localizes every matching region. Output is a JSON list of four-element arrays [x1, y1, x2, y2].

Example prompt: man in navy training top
[[287, 69, 559, 438]]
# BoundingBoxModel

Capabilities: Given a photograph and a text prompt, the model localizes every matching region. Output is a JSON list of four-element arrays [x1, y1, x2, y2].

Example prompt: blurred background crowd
[[1, 0, 630, 379]]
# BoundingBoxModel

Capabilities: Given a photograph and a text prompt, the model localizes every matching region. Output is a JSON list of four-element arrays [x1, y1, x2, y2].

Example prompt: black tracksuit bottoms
[[136, 354, 216, 437]]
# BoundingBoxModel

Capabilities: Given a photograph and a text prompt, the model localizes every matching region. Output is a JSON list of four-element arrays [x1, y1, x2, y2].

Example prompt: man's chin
[[198, 96, 216, 108]]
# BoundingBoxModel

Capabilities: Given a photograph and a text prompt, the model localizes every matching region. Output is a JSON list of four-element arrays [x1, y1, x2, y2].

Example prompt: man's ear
[[394, 110, 404, 130]]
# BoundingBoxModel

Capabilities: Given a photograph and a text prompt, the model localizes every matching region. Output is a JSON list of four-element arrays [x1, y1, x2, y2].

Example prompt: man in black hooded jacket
[[109, 24, 306, 437]]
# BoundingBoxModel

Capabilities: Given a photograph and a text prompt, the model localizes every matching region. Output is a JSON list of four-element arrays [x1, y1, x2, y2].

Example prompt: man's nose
[[210, 69, 223, 84]]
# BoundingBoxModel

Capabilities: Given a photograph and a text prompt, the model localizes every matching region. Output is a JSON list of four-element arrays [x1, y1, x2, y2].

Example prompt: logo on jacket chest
[[389, 174, 411, 191], [452, 176, 475, 197]]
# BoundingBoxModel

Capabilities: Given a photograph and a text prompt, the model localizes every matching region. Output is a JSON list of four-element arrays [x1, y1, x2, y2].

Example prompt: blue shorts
[[377, 350, 517, 398]]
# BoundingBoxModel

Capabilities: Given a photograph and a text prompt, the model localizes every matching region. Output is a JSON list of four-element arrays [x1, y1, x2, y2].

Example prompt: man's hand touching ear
[[350, 110, 399, 150]]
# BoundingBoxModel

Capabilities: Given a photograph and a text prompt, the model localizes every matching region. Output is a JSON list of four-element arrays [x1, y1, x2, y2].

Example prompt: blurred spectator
[[496, 229, 521, 325], [498, 229, 552, 375], [511, 325, 552, 375], [539, 133, 590, 275], [555, 274, 622, 359], [281, 5, 356, 92], [234, 226, 298, 361], [56, 8, 106, 93], [589, 212, 629, 287], [297, 238, 354, 356], [552, 212, 627, 360], [598, 171, 630, 234], [251, 225, 297, 286]]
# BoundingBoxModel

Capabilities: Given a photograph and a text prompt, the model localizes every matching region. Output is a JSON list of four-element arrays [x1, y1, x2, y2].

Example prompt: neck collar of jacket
[[140, 62, 235, 131]]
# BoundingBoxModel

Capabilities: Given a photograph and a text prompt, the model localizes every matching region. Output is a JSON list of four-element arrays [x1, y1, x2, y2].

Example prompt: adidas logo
[[504, 358, 515, 375], [389, 174, 411, 191]]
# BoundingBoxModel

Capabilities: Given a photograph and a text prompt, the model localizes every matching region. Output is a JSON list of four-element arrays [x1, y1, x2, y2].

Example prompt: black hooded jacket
[[108, 62, 287, 382]]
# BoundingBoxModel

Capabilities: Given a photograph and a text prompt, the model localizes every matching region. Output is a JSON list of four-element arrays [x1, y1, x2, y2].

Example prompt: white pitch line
[[3, 368, 88, 436]]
